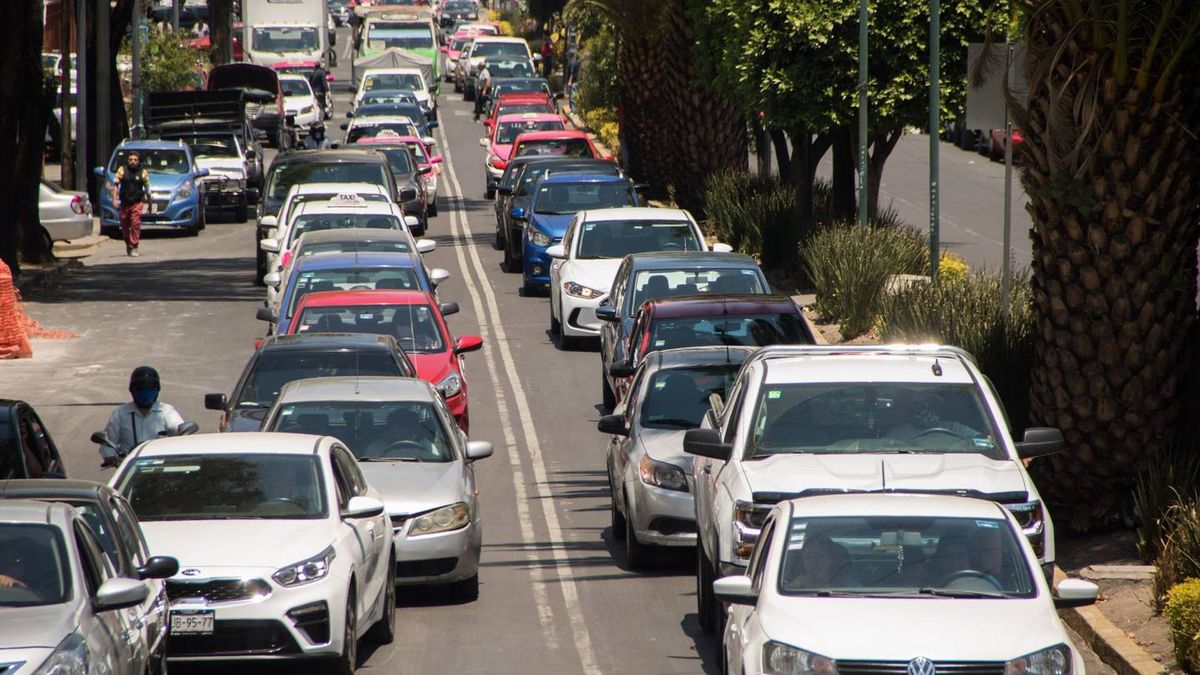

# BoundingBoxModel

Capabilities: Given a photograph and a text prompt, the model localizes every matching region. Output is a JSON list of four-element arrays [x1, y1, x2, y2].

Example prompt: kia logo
[[181, 568, 202, 577]]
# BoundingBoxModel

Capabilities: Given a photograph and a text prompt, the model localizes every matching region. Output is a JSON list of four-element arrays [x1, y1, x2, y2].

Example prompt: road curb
[[1053, 567, 1165, 674], [15, 257, 80, 296]]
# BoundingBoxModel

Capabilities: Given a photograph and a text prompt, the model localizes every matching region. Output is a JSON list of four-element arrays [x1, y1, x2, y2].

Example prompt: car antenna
[[931, 358, 943, 377]]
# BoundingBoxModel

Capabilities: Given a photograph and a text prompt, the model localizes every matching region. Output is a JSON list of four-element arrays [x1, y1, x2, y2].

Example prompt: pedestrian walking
[[540, 37, 554, 78], [192, 17, 210, 39], [565, 48, 581, 111], [109, 151, 151, 257]]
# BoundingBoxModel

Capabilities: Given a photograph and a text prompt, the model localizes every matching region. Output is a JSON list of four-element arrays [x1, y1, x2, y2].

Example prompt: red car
[[511, 130, 605, 162], [988, 128, 1024, 162], [482, 93, 558, 132], [286, 290, 483, 430], [481, 112, 566, 196], [440, 31, 475, 82]]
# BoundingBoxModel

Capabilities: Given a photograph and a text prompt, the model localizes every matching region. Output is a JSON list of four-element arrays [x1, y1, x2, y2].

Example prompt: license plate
[[170, 609, 215, 634], [147, 202, 158, 214]]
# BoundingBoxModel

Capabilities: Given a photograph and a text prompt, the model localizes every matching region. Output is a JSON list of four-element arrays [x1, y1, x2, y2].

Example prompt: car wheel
[[485, 185, 495, 199], [235, 203, 248, 223], [255, 248, 267, 286], [556, 300, 578, 350], [365, 560, 396, 644], [549, 300, 562, 337], [697, 544, 717, 633], [428, 198, 438, 217], [501, 238, 517, 273], [330, 589, 357, 675], [449, 573, 479, 601], [453, 79, 461, 93], [602, 371, 616, 412], [610, 485, 627, 540], [624, 489, 653, 571], [494, 221, 504, 249]]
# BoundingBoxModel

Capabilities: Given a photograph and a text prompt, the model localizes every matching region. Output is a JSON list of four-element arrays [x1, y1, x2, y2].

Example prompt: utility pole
[[60, 0, 74, 189], [856, 0, 869, 228], [74, 0, 87, 191], [96, 0, 112, 200], [928, 0, 940, 280], [131, 0, 143, 139], [172, 0, 181, 32]]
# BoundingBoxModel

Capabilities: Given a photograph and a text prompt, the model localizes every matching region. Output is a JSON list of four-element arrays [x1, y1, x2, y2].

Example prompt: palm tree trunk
[[615, 34, 672, 200]]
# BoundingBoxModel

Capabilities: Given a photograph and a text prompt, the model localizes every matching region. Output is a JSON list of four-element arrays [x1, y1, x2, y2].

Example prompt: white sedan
[[547, 207, 730, 348], [716, 493, 1098, 675], [281, 74, 323, 132], [112, 432, 397, 672]]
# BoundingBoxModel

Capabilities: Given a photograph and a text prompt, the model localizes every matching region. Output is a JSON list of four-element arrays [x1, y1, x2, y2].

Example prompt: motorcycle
[[93, 420, 200, 469]]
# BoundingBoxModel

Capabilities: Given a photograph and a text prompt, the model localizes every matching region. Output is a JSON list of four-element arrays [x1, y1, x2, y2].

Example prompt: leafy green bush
[[801, 223, 927, 339], [1135, 442, 1200, 562], [1164, 578, 1200, 670], [879, 270, 1034, 429], [142, 33, 202, 93], [702, 169, 797, 268], [581, 107, 619, 155], [1155, 502, 1200, 609]]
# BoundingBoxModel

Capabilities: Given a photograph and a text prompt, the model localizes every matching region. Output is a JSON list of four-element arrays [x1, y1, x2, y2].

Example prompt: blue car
[[513, 173, 639, 293], [95, 140, 211, 236], [263, 251, 450, 334]]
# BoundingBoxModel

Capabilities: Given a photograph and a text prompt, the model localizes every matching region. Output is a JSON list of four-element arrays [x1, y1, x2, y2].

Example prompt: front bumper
[[522, 237, 555, 286], [202, 177, 247, 209], [625, 478, 697, 547], [100, 199, 201, 229], [389, 518, 481, 585], [485, 163, 505, 188], [559, 291, 606, 337]]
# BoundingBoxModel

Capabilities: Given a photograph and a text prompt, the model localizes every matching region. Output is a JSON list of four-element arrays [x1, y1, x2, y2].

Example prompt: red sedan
[[481, 112, 566, 196], [285, 289, 483, 430], [482, 94, 559, 132], [511, 130, 605, 161]]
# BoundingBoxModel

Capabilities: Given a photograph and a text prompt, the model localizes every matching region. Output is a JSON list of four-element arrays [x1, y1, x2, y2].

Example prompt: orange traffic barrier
[[0, 259, 33, 359]]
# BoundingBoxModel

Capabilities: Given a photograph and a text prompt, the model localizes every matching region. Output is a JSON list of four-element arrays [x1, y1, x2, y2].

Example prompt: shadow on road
[[27, 256, 261, 304]]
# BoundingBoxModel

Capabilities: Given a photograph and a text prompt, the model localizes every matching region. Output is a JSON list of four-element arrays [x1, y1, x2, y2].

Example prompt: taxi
[[354, 130, 445, 216], [342, 115, 436, 150], [479, 112, 565, 198]]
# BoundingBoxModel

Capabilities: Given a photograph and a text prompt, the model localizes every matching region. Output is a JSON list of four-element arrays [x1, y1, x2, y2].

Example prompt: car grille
[[167, 578, 271, 603], [838, 661, 1006, 675], [169, 619, 299, 657], [395, 557, 457, 577], [648, 517, 697, 536]]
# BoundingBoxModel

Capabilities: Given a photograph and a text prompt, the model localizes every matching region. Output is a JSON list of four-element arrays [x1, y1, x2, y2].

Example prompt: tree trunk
[[616, 34, 672, 200], [207, 0, 233, 66], [830, 126, 855, 221], [787, 125, 814, 227], [751, 116, 770, 176], [84, 0, 133, 203], [770, 128, 791, 183], [866, 128, 902, 220]]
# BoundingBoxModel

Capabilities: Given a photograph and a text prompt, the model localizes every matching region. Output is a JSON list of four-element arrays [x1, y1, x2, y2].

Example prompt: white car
[[262, 377, 493, 598], [39, 179, 93, 242], [343, 115, 435, 150], [111, 432, 397, 670], [280, 74, 323, 132], [353, 68, 434, 116], [717, 493, 1098, 675], [687, 344, 1064, 633], [546, 208, 731, 348], [461, 37, 532, 98]]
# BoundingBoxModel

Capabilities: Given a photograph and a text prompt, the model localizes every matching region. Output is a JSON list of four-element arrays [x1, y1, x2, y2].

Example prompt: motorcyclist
[[301, 122, 331, 150], [100, 366, 184, 465]]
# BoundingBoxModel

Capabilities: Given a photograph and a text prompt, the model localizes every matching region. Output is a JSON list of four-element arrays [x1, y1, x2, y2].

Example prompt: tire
[[449, 573, 480, 601], [549, 300, 562, 338], [494, 221, 504, 249], [38, 227, 54, 258], [624, 489, 653, 571], [602, 369, 616, 411], [365, 561, 396, 644], [697, 543, 717, 633], [501, 237, 517, 273], [255, 247, 267, 286], [235, 202, 248, 223], [485, 184, 495, 199], [428, 198, 437, 217], [610, 487, 627, 540], [330, 589, 357, 675], [453, 78, 461, 93], [555, 299, 578, 350], [465, 85, 475, 102]]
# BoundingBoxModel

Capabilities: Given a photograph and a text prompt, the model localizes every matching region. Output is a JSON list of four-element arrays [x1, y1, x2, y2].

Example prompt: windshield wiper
[[647, 418, 697, 428], [916, 587, 1007, 599]]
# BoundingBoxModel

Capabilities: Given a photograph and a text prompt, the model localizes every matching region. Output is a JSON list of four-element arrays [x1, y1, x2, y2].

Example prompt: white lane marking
[[439, 130, 560, 651], [438, 119, 602, 675]]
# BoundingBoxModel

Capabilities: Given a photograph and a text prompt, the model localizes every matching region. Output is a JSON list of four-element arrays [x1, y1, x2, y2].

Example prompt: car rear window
[[295, 303, 446, 353], [647, 313, 810, 351], [236, 349, 406, 407]]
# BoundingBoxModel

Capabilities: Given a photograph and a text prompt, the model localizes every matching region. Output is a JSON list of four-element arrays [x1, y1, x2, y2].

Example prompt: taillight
[[69, 195, 86, 215]]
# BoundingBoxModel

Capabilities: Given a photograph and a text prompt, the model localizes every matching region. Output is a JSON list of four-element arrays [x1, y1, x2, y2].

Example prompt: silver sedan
[[39, 180, 93, 242], [599, 346, 757, 570]]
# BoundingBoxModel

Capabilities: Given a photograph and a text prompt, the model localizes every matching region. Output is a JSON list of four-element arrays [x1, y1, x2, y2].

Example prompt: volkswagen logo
[[181, 568, 202, 577], [907, 657, 936, 675]]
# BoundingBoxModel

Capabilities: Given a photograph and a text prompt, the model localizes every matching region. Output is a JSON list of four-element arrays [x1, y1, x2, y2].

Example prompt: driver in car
[[0, 540, 33, 590], [883, 390, 985, 445], [785, 535, 855, 588]]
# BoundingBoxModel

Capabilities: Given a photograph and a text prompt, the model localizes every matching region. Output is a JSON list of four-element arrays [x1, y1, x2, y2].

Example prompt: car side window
[[328, 454, 351, 509], [25, 410, 61, 474], [609, 263, 627, 310], [562, 218, 577, 254], [74, 521, 114, 594], [110, 496, 148, 567], [721, 380, 746, 445], [748, 518, 776, 592], [334, 446, 366, 497]]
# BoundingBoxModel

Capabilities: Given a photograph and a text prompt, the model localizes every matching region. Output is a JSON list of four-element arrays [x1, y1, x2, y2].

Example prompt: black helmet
[[310, 122, 326, 133], [129, 366, 161, 391]]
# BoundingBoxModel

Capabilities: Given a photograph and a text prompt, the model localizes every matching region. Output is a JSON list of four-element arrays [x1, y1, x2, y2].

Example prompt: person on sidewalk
[[109, 151, 150, 256], [100, 366, 184, 466], [540, 37, 554, 78], [192, 17, 210, 39], [565, 48, 581, 112]]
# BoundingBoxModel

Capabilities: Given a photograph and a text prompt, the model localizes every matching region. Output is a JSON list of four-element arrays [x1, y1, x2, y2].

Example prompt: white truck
[[242, 0, 330, 68]]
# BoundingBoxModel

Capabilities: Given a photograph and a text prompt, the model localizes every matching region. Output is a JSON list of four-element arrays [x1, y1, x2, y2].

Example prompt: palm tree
[[1016, 0, 1200, 527]]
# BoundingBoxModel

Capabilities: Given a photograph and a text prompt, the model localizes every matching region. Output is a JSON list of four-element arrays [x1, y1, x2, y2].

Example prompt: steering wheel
[[913, 428, 961, 440], [348, 284, 373, 291], [381, 440, 427, 458], [661, 242, 684, 251], [940, 569, 1003, 590]]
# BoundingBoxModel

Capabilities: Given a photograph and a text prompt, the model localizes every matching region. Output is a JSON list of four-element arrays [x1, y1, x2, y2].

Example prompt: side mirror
[[339, 123, 348, 130], [342, 495, 385, 519], [1015, 427, 1064, 459], [478, 137, 489, 147], [483, 120, 493, 130], [684, 428, 732, 461], [465, 440, 493, 461], [398, 187, 418, 202], [204, 393, 228, 411], [509, 206, 526, 221], [713, 575, 757, 606], [597, 414, 628, 437], [263, 272, 282, 288], [428, 120, 439, 129], [259, 238, 281, 253], [711, 242, 733, 253], [93, 166, 105, 176], [439, 301, 460, 316], [176, 421, 200, 436], [440, 45, 448, 52], [595, 305, 618, 322], [546, 244, 566, 259], [94, 578, 150, 612], [498, 186, 513, 196], [608, 361, 635, 379], [404, 215, 420, 229], [418, 165, 432, 175], [455, 335, 483, 354], [137, 556, 180, 580], [256, 307, 278, 323], [422, 137, 437, 148], [1054, 578, 1099, 608], [416, 239, 437, 254], [90, 431, 112, 447], [194, 168, 211, 178], [259, 215, 278, 229], [345, 111, 355, 118], [429, 268, 451, 287]]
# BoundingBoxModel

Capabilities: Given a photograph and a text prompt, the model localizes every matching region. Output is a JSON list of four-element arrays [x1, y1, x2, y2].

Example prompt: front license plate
[[170, 609, 215, 634]]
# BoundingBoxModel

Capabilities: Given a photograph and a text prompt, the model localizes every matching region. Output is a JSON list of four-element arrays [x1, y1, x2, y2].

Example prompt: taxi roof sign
[[328, 194, 370, 207], [376, 129, 403, 139]]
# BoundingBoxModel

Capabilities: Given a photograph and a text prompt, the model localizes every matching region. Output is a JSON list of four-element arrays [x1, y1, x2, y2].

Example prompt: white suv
[[687, 345, 1064, 633]]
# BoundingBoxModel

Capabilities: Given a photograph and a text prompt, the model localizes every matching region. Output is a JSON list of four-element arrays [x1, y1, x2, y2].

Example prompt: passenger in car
[[786, 535, 855, 588]]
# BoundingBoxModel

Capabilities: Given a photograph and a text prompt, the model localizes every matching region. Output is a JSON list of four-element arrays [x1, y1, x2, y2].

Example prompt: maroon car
[[609, 294, 814, 400]]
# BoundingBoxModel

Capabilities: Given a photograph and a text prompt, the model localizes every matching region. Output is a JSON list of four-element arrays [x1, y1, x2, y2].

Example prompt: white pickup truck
[[685, 344, 1064, 633]]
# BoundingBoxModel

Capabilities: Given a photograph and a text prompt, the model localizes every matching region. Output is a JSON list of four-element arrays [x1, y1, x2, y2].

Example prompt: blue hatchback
[[515, 173, 638, 293], [95, 140, 211, 235]]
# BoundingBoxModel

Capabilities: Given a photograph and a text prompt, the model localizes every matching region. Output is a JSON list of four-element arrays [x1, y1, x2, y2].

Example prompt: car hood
[[140, 519, 335, 570], [144, 173, 192, 191], [0, 603, 76, 649], [529, 212, 573, 237], [195, 157, 246, 177], [227, 407, 268, 432], [639, 428, 692, 471], [284, 95, 315, 110], [409, 352, 454, 386], [361, 460, 465, 515], [740, 453, 1029, 500], [492, 143, 513, 161], [562, 258, 620, 294], [759, 596, 1065, 661]]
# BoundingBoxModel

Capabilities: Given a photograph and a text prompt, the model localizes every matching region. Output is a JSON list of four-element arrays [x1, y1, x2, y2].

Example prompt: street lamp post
[[857, 0, 869, 228], [928, 0, 941, 280], [131, 0, 142, 139]]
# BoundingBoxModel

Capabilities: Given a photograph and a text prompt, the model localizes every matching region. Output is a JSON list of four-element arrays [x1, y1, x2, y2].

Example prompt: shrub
[[142, 33, 204, 92], [1165, 578, 1200, 671], [801, 223, 927, 339], [878, 270, 1034, 429], [939, 252, 969, 282], [702, 169, 797, 268], [1155, 502, 1200, 609], [1135, 442, 1200, 562]]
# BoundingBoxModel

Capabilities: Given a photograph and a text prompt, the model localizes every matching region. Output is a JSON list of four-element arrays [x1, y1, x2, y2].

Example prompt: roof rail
[[741, 344, 978, 368]]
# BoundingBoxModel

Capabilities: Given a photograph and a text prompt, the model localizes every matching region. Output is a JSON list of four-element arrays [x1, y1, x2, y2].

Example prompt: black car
[[257, 149, 404, 283], [496, 158, 623, 272], [205, 333, 417, 432], [438, 0, 479, 27], [0, 400, 67, 479], [362, 142, 433, 234]]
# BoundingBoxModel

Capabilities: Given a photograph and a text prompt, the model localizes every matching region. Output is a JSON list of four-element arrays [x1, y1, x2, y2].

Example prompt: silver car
[[599, 346, 756, 570], [0, 500, 166, 675], [261, 377, 493, 599], [39, 180, 93, 242]]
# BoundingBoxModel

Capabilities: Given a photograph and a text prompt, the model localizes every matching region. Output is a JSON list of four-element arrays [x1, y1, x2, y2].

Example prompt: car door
[[727, 516, 777, 675], [73, 519, 137, 675], [696, 378, 745, 561], [330, 446, 382, 626], [111, 495, 167, 670]]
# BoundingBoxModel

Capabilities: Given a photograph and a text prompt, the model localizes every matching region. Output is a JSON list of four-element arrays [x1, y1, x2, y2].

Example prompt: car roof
[[0, 499, 73, 525], [511, 156, 614, 170], [276, 376, 438, 404], [293, 251, 420, 269], [297, 289, 434, 307], [290, 182, 388, 195], [298, 228, 413, 245], [580, 207, 691, 223], [538, 172, 628, 185], [133, 432, 328, 458], [644, 345, 759, 371], [116, 140, 189, 151], [259, 332, 401, 351], [761, 350, 977, 385], [496, 113, 562, 124], [350, 115, 423, 126], [784, 493, 1009, 520], [364, 67, 425, 76], [627, 251, 758, 269], [279, 73, 310, 82], [0, 479, 113, 501], [645, 294, 798, 318], [273, 149, 387, 164], [293, 200, 400, 216], [473, 36, 526, 44], [514, 130, 588, 142]]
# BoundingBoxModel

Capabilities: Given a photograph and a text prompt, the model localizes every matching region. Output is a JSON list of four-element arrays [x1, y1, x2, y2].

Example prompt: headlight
[[639, 455, 688, 492], [33, 633, 88, 675], [564, 282, 604, 299], [733, 500, 771, 559], [526, 226, 552, 248], [409, 502, 470, 536], [436, 372, 463, 398], [272, 545, 336, 587], [1007, 500, 1046, 557], [1005, 644, 1071, 675], [301, 105, 314, 115], [176, 180, 193, 199], [762, 641, 837, 675]]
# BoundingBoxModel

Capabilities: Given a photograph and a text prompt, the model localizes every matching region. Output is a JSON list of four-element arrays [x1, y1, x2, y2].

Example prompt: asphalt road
[[7, 25, 1108, 674]]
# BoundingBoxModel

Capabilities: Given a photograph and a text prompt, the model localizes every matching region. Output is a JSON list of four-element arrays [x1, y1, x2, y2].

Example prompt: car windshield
[[271, 401, 453, 462], [641, 366, 738, 429], [534, 181, 634, 215], [237, 349, 405, 407], [648, 314, 809, 351], [368, 27, 434, 50], [253, 26, 318, 52], [488, 62, 534, 78], [289, 214, 403, 244], [121, 454, 327, 520], [268, 162, 390, 200], [365, 73, 426, 92], [301, 240, 412, 257], [493, 80, 548, 96], [576, 221, 701, 259], [347, 122, 422, 144], [450, 38, 470, 51], [295, 303, 445, 353], [288, 267, 422, 318], [516, 164, 616, 195], [496, 103, 554, 119], [516, 138, 594, 159], [377, 147, 416, 176], [356, 104, 424, 120], [280, 78, 312, 97], [108, 149, 190, 174], [0, 524, 71, 607], [747, 383, 1004, 459], [497, 119, 564, 145], [472, 42, 527, 58], [187, 138, 238, 159], [778, 515, 1035, 598], [629, 268, 766, 310], [363, 92, 418, 106]]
